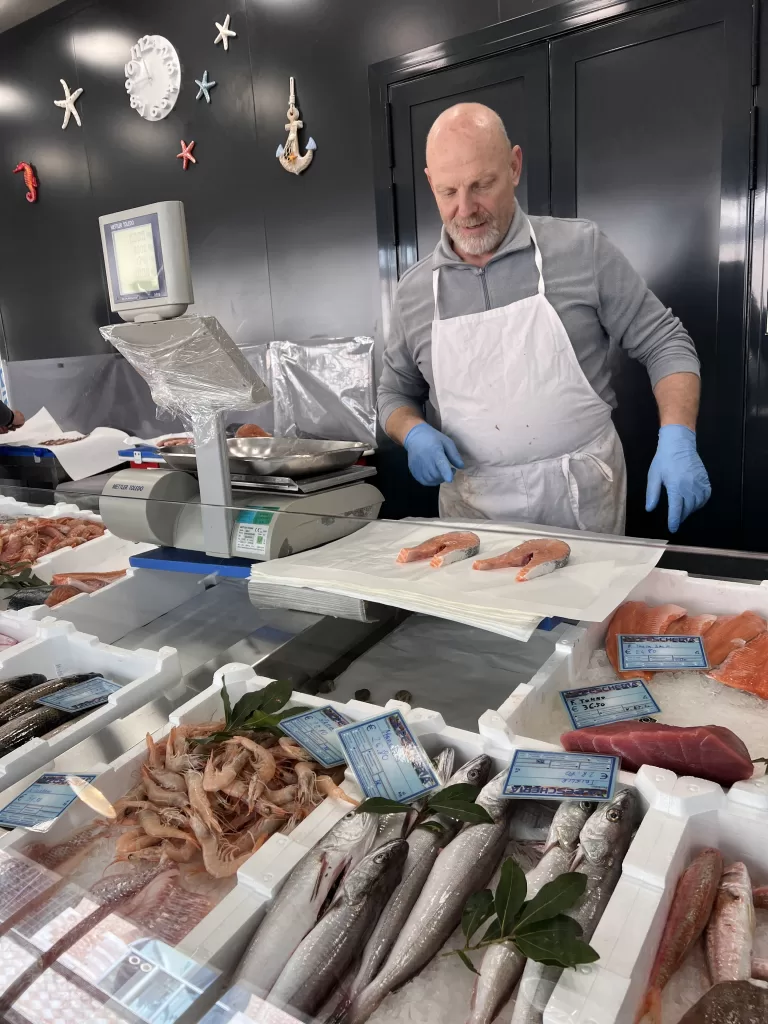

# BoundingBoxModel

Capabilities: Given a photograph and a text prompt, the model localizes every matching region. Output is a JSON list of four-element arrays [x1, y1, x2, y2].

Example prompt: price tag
[[618, 634, 708, 672], [560, 679, 661, 730], [337, 710, 439, 802], [280, 705, 351, 768], [502, 749, 618, 802], [0, 773, 98, 832], [36, 677, 120, 713]]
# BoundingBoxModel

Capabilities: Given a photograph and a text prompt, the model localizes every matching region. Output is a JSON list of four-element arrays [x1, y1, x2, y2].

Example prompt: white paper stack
[[247, 577, 390, 622], [250, 519, 665, 641]]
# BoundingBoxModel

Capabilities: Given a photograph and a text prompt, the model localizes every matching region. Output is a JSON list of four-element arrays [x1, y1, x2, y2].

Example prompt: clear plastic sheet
[[100, 315, 271, 445]]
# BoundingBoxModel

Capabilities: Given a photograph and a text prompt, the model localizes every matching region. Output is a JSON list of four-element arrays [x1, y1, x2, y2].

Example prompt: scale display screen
[[104, 211, 167, 302]]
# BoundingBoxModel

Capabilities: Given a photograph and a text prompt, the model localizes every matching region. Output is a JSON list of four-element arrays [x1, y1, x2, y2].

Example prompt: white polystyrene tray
[[5, 566, 209, 643], [493, 566, 768, 755], [546, 771, 768, 1024], [0, 626, 181, 790]]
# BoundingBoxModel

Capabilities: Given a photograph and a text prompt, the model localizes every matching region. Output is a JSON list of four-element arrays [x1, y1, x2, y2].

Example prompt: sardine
[[0, 706, 72, 756], [268, 838, 408, 1020], [0, 673, 46, 704], [706, 862, 754, 985], [347, 769, 516, 1024], [511, 788, 639, 1024], [677, 980, 768, 1023], [0, 672, 100, 725], [471, 800, 596, 1024], [231, 811, 378, 999], [635, 847, 724, 1024], [348, 754, 493, 1005]]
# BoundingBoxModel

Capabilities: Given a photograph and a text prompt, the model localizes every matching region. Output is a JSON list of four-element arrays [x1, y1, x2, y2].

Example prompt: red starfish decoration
[[177, 139, 196, 170]]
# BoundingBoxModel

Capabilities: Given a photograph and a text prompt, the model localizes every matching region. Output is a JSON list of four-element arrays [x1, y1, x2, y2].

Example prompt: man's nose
[[455, 188, 477, 219]]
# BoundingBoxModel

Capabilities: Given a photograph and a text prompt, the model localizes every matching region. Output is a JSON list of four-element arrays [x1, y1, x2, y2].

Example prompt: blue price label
[[36, 677, 120, 713], [337, 710, 439, 802], [502, 749, 618, 802], [560, 679, 661, 730], [618, 634, 708, 672], [0, 773, 98, 832], [281, 706, 351, 768]]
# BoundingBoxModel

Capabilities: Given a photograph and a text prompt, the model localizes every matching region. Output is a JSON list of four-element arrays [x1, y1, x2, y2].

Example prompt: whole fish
[[0, 863, 172, 1013], [511, 788, 639, 1024], [0, 706, 72, 756], [0, 673, 46, 704], [348, 754, 493, 1004], [347, 769, 516, 1024], [268, 839, 408, 1020], [470, 800, 596, 1024], [706, 862, 754, 985], [634, 847, 724, 1024], [677, 980, 768, 1023], [231, 810, 378, 999], [0, 672, 100, 725]]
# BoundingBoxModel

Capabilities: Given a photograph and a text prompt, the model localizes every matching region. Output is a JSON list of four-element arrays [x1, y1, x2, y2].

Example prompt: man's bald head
[[425, 103, 522, 262]]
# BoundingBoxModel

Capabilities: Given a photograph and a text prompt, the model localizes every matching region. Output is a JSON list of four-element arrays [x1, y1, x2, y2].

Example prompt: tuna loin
[[560, 721, 753, 786]]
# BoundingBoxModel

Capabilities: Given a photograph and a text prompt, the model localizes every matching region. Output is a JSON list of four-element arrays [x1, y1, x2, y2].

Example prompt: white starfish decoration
[[214, 14, 236, 51], [54, 78, 83, 129]]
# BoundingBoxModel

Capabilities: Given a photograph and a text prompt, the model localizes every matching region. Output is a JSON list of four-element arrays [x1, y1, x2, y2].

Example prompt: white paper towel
[[0, 409, 129, 480]]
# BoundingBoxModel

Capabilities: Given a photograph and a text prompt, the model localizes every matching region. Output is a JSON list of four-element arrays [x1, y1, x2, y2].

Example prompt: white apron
[[432, 220, 627, 534]]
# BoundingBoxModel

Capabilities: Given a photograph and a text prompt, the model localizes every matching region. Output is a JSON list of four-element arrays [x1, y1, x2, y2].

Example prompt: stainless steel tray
[[161, 438, 368, 479]]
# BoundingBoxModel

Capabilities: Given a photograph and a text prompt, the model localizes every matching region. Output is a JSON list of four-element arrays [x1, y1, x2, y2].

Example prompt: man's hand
[[10, 411, 24, 430], [646, 425, 711, 533], [403, 423, 464, 486]]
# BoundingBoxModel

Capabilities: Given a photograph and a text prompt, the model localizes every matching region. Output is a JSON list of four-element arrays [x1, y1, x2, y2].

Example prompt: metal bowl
[[162, 438, 368, 479]]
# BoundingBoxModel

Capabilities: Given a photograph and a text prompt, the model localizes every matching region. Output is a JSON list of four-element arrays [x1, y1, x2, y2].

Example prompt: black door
[[550, 0, 754, 546], [389, 43, 550, 275]]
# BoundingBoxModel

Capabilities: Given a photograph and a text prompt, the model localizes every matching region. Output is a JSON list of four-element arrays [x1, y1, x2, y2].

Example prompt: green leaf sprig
[[449, 858, 599, 972], [0, 561, 45, 591], [194, 679, 311, 745], [356, 782, 494, 828]]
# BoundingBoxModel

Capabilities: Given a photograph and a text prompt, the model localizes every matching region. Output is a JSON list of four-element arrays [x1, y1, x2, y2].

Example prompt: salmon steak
[[708, 631, 768, 699], [560, 721, 753, 786], [396, 531, 481, 568], [605, 601, 686, 681], [472, 538, 570, 581], [703, 611, 766, 668]]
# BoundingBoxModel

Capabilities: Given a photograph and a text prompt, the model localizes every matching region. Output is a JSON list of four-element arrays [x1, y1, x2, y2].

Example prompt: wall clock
[[125, 35, 181, 121]]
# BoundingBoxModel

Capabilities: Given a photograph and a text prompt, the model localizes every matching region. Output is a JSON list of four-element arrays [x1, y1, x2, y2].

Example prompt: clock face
[[125, 35, 181, 121]]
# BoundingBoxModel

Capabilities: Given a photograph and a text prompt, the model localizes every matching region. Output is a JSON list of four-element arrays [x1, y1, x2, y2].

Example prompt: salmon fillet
[[666, 614, 718, 637], [605, 601, 686, 681], [472, 538, 571, 581], [703, 611, 766, 668], [396, 531, 481, 568], [709, 631, 768, 699]]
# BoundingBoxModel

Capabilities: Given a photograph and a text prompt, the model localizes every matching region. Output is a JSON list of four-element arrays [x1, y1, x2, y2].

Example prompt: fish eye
[[606, 808, 621, 822], [579, 802, 595, 811]]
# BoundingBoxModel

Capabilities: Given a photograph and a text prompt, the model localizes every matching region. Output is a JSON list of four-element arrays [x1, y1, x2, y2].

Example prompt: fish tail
[[633, 986, 661, 1024]]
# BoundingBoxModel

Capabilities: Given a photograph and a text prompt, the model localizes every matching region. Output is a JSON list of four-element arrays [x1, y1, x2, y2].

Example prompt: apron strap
[[561, 451, 614, 531], [527, 222, 547, 297], [432, 269, 440, 318]]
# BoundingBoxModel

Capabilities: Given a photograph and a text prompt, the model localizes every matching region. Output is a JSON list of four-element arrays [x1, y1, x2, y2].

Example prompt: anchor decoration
[[276, 77, 316, 175]]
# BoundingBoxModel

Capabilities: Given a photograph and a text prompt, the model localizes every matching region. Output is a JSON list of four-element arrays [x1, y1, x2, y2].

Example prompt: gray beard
[[447, 218, 505, 256]]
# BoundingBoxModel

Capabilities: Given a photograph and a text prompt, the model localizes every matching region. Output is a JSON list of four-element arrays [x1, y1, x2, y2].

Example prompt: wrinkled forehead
[[426, 130, 509, 188]]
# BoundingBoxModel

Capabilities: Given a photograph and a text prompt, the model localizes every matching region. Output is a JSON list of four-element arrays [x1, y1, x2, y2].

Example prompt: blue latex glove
[[403, 423, 464, 486], [645, 424, 711, 533]]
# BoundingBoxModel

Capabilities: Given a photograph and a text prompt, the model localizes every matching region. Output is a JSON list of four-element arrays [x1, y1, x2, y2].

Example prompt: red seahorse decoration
[[13, 162, 38, 203]]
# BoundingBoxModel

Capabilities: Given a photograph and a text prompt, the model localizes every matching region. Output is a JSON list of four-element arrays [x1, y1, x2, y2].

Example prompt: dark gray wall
[[0, 0, 567, 365]]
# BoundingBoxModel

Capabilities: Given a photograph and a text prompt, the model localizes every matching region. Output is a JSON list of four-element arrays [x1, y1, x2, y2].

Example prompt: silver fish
[[347, 754, 493, 1004], [268, 838, 408, 1020], [510, 787, 639, 1024], [231, 810, 378, 999], [347, 769, 516, 1024], [470, 800, 596, 1024], [706, 862, 754, 985]]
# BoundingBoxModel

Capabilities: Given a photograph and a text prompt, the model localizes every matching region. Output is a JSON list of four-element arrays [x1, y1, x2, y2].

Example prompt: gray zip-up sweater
[[377, 205, 700, 431]]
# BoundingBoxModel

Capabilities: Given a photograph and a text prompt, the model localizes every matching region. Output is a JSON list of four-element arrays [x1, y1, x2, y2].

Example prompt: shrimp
[[137, 808, 197, 846], [315, 775, 358, 805], [140, 765, 189, 807], [294, 761, 319, 805], [145, 732, 165, 770], [267, 783, 298, 806], [120, 838, 198, 864], [203, 745, 250, 792], [221, 779, 249, 803], [186, 771, 223, 834], [225, 736, 276, 782], [115, 829, 161, 856], [187, 812, 258, 878], [278, 736, 314, 761]]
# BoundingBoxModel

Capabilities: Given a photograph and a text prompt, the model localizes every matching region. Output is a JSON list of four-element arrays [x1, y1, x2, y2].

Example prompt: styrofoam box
[[0, 624, 181, 790], [493, 566, 768, 754], [546, 771, 768, 1024], [5, 567, 210, 643]]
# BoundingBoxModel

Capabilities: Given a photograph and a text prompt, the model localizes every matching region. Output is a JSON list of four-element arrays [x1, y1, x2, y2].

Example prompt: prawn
[[137, 808, 198, 846], [186, 771, 223, 834], [266, 783, 298, 806], [295, 761, 320, 805], [119, 838, 198, 864], [145, 732, 166, 770], [115, 828, 161, 856], [225, 735, 276, 782], [277, 736, 314, 761], [188, 812, 258, 878], [315, 775, 358, 805], [203, 744, 250, 792], [141, 765, 189, 807]]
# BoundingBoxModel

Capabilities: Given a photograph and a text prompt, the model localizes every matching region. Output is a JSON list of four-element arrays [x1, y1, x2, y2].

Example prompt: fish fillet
[[703, 612, 766, 668], [709, 631, 768, 699], [666, 614, 718, 636], [560, 721, 753, 786], [605, 601, 686, 682], [396, 531, 480, 568], [472, 538, 571, 581]]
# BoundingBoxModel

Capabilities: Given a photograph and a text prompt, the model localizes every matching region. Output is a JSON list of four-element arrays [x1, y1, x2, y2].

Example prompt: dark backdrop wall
[[0, 0, 559, 374]]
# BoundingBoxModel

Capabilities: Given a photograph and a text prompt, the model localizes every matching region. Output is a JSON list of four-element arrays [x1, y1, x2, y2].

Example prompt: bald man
[[377, 103, 710, 534]]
